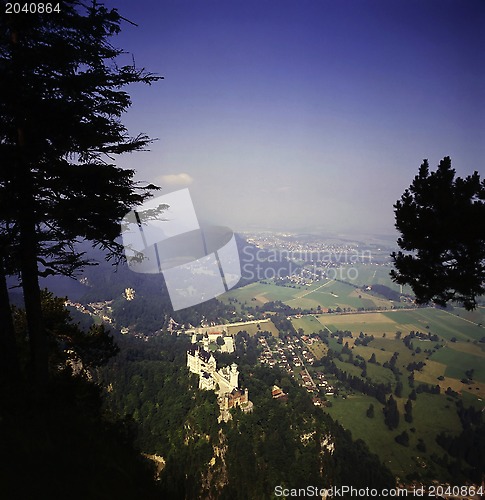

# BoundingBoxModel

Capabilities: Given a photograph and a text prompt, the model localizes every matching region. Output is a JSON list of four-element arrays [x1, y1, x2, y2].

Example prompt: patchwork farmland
[[220, 271, 485, 481]]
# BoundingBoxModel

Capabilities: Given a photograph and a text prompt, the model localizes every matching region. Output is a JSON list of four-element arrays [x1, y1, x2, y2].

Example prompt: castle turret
[[208, 353, 216, 373], [230, 362, 239, 388]]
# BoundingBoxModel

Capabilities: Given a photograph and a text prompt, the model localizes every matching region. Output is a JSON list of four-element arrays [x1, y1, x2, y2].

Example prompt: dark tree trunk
[[19, 232, 48, 388], [16, 170, 49, 389], [15, 125, 49, 389], [0, 257, 21, 385]]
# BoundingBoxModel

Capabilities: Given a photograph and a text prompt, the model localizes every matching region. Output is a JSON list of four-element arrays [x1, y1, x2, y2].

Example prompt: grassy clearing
[[411, 392, 462, 448], [414, 360, 447, 385], [461, 390, 485, 410], [336, 263, 414, 295], [352, 344, 393, 365], [316, 312, 399, 336], [291, 315, 323, 334], [334, 358, 364, 378], [365, 363, 396, 386], [226, 319, 280, 338], [325, 389, 462, 480], [324, 393, 451, 480], [431, 346, 485, 383], [306, 340, 328, 359]]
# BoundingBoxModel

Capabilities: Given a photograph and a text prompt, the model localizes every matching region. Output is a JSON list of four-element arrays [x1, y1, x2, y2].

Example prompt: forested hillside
[[97, 331, 395, 498]]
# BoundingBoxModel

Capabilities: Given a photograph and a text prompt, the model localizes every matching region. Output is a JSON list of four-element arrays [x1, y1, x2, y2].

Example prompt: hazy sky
[[105, 0, 484, 235]]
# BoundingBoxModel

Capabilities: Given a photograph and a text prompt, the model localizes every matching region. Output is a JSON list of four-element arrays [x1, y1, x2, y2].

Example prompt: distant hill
[[234, 233, 300, 286]]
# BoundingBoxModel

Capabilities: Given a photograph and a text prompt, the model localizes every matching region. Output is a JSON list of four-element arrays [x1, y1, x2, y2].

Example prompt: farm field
[[291, 315, 322, 333], [226, 319, 280, 338], [313, 308, 485, 341], [307, 307, 485, 397], [386, 308, 485, 342], [431, 346, 485, 383], [224, 276, 407, 312], [334, 263, 414, 295], [316, 311, 401, 336], [289, 279, 394, 310], [296, 305, 485, 480]]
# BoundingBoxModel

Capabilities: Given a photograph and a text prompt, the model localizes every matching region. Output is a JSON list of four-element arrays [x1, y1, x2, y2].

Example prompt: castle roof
[[187, 346, 213, 363]]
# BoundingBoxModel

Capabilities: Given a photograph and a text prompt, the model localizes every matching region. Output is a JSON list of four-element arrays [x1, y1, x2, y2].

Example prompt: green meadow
[[325, 392, 462, 480], [223, 275, 405, 312], [222, 281, 299, 306], [334, 263, 414, 295], [432, 346, 485, 383], [226, 319, 280, 338], [291, 315, 322, 333]]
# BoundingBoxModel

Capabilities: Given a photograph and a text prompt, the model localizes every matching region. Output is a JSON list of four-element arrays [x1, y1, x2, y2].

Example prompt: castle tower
[[230, 363, 239, 389], [208, 353, 216, 373]]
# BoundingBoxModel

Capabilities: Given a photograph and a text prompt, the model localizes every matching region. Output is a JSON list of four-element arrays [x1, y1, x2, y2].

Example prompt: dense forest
[[96, 330, 396, 498]]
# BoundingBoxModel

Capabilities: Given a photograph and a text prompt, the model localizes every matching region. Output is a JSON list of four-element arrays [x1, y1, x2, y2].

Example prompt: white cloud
[[156, 173, 194, 186]]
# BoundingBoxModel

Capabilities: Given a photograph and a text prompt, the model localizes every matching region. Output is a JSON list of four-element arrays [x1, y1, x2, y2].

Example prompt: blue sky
[[105, 0, 484, 235]]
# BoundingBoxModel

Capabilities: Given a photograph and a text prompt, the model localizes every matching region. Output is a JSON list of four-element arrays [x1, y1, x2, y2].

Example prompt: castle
[[187, 347, 252, 420]]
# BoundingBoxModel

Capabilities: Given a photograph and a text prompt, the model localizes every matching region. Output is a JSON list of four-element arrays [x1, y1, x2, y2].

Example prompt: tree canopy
[[0, 1, 161, 276], [391, 157, 485, 310]]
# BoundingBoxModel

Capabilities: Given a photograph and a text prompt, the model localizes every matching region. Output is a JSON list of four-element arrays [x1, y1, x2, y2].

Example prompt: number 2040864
[[427, 485, 484, 497], [5, 3, 61, 13]]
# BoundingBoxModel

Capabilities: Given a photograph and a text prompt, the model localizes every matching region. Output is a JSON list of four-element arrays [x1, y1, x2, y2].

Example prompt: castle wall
[[187, 349, 251, 415]]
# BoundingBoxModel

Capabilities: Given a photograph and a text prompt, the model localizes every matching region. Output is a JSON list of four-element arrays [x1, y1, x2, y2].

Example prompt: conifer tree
[[383, 394, 399, 430], [404, 398, 413, 423], [0, 2, 162, 387], [391, 157, 485, 310]]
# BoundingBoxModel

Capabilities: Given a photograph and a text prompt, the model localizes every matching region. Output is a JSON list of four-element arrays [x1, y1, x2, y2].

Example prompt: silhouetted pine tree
[[391, 157, 485, 310], [0, 2, 162, 388]]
